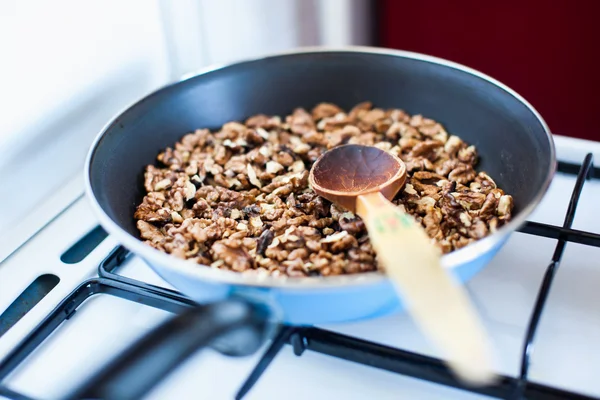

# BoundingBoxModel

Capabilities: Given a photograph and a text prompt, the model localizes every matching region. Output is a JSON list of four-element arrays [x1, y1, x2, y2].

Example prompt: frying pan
[[74, 47, 555, 399]]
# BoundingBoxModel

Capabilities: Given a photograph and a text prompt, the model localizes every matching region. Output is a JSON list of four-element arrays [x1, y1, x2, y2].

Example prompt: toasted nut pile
[[134, 102, 514, 277]]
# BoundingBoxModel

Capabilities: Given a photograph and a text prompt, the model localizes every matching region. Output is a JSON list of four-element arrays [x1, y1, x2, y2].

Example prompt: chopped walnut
[[137, 220, 165, 244], [212, 240, 253, 272], [134, 102, 514, 276]]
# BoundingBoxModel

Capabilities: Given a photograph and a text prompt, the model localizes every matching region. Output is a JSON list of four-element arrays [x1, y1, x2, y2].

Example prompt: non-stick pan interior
[[88, 50, 553, 237]]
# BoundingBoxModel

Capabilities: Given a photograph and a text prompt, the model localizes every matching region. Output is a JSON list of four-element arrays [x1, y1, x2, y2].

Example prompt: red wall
[[377, 0, 600, 141]]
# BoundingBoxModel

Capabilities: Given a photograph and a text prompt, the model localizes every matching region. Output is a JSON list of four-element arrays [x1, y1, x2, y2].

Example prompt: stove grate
[[1, 157, 599, 400]]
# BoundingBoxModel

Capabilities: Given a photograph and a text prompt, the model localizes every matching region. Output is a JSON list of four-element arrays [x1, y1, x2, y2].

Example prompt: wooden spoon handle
[[356, 191, 495, 385]]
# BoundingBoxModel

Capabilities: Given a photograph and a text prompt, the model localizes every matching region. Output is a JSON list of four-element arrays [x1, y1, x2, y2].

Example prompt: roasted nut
[[245, 114, 281, 129], [448, 164, 476, 185], [410, 140, 443, 158], [312, 103, 343, 120], [212, 240, 253, 272], [339, 214, 365, 234], [266, 161, 284, 174], [154, 178, 172, 191], [444, 135, 464, 155], [138, 220, 165, 243], [497, 195, 513, 218], [256, 229, 274, 256]]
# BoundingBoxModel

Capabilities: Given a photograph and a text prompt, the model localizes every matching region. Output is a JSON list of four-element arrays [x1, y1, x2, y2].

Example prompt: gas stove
[[1, 134, 600, 400]]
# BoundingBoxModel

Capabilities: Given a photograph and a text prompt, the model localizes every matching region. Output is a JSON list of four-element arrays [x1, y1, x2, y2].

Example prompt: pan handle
[[64, 299, 270, 400]]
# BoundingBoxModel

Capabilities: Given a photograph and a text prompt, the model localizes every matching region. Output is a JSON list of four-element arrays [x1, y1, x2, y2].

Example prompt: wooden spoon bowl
[[309, 145, 407, 211]]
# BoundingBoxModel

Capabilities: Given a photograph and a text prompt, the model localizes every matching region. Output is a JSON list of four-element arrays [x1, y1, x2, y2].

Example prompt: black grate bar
[[98, 246, 183, 298], [551, 155, 594, 262], [518, 222, 600, 247], [557, 160, 599, 178], [235, 326, 295, 400], [292, 327, 598, 400], [0, 279, 194, 383], [515, 153, 595, 398]]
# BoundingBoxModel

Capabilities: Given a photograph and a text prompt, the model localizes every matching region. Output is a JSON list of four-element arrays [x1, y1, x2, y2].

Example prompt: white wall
[[0, 0, 171, 232]]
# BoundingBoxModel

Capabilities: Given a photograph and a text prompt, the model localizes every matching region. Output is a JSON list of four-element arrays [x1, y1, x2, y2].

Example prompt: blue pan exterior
[[149, 236, 507, 326]]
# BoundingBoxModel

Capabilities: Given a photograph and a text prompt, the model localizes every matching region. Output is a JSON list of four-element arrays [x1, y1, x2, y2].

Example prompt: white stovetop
[[1, 135, 600, 400]]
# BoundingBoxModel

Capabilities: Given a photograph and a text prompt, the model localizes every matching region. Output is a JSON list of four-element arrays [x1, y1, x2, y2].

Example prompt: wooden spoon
[[309, 144, 495, 385]]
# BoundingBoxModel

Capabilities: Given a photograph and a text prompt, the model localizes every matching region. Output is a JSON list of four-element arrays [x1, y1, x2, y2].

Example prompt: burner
[[0, 157, 599, 400]]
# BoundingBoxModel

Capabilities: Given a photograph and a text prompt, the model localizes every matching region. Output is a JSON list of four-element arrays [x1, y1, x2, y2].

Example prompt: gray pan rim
[[84, 46, 556, 289]]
